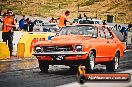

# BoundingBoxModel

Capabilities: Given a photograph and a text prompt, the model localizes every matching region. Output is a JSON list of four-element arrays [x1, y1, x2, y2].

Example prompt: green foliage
[[80, 0, 96, 6], [80, 0, 105, 6]]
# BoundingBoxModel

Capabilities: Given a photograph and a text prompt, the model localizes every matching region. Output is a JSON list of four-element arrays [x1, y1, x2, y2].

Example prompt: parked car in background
[[71, 18, 103, 25], [34, 23, 58, 32], [33, 24, 125, 73]]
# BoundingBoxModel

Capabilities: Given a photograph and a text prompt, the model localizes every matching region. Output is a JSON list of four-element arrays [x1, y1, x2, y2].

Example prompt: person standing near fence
[[120, 27, 127, 42], [2, 10, 16, 56], [24, 18, 29, 32], [29, 20, 34, 32], [103, 20, 107, 25], [49, 17, 57, 23], [19, 15, 25, 31]]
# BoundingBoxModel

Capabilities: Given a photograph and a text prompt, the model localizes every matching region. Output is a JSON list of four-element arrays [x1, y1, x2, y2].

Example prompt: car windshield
[[59, 25, 97, 37]]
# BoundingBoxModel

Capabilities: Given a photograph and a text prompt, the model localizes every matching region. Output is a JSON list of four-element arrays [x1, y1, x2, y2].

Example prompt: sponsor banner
[[77, 73, 131, 84], [107, 23, 128, 30], [85, 73, 130, 81]]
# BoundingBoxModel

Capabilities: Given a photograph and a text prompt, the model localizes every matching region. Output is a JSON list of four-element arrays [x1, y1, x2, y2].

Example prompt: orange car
[[33, 24, 125, 73]]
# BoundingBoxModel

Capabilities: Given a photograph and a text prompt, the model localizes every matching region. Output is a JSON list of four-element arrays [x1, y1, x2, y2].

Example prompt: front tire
[[106, 52, 119, 72], [85, 51, 95, 73], [38, 60, 49, 73]]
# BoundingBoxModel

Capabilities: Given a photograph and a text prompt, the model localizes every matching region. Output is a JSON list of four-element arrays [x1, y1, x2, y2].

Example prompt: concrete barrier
[[17, 32, 55, 58], [0, 42, 10, 59], [0, 31, 24, 54], [12, 31, 24, 55]]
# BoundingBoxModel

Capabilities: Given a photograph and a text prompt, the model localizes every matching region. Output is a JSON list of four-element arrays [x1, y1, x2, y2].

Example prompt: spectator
[[120, 27, 127, 41], [84, 13, 87, 18], [2, 10, 16, 56], [49, 17, 57, 23], [103, 20, 107, 25], [128, 24, 132, 29], [90, 17, 92, 20], [19, 15, 25, 30], [7, 9, 12, 12], [7, 9, 13, 15], [78, 14, 82, 19], [34, 19, 37, 25], [29, 20, 34, 32], [58, 10, 71, 28], [24, 18, 29, 32], [120, 27, 125, 34], [128, 24, 132, 31]]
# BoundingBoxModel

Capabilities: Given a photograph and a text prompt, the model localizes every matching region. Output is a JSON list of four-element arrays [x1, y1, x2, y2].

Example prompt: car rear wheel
[[38, 60, 49, 73], [85, 51, 95, 73], [106, 52, 119, 72]]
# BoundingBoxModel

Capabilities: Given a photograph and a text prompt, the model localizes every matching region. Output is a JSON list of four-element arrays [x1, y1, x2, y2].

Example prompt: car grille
[[43, 46, 73, 52]]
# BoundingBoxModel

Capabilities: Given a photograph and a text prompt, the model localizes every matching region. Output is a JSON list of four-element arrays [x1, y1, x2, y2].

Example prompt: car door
[[95, 29, 108, 58], [104, 29, 117, 57]]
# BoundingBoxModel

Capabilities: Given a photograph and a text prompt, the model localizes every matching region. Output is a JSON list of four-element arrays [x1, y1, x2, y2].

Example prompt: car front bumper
[[33, 51, 88, 56]]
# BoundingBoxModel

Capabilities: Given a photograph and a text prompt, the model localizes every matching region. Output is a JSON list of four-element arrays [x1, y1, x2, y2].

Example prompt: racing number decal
[[30, 38, 45, 53]]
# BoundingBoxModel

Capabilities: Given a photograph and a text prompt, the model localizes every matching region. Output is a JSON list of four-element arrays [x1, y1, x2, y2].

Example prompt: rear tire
[[106, 52, 119, 72], [85, 51, 95, 73], [38, 60, 49, 73]]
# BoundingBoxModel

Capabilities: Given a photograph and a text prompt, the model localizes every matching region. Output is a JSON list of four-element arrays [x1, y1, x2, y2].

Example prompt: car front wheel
[[38, 60, 49, 73], [85, 51, 95, 73], [106, 52, 119, 72]]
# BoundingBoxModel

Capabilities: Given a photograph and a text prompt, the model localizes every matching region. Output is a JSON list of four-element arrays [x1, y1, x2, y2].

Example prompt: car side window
[[99, 30, 105, 38], [104, 29, 113, 39], [91, 27, 98, 37]]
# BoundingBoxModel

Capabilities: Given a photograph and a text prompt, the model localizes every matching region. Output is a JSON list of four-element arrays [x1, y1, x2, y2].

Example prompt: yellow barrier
[[0, 42, 10, 59], [17, 32, 55, 58]]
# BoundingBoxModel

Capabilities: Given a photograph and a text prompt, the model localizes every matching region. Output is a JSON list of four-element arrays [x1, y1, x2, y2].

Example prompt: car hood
[[35, 35, 92, 46]]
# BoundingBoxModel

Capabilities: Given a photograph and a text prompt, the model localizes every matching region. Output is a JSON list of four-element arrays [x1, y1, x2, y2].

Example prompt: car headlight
[[75, 45, 82, 52], [35, 46, 42, 53]]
